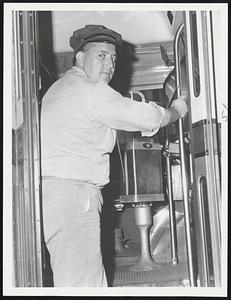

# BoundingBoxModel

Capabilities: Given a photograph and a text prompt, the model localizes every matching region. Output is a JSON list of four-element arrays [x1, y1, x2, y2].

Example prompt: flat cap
[[69, 24, 123, 53]]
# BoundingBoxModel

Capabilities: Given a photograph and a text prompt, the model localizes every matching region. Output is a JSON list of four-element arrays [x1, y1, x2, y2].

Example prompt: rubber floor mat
[[112, 261, 188, 286]]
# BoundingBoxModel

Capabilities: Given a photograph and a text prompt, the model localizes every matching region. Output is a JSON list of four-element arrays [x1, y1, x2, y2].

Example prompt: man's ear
[[75, 51, 85, 67]]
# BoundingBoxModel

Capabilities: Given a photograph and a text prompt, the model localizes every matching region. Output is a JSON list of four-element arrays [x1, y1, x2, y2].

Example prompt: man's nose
[[105, 57, 115, 69]]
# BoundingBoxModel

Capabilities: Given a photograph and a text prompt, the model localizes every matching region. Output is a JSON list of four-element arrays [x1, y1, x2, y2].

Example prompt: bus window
[[190, 11, 200, 97]]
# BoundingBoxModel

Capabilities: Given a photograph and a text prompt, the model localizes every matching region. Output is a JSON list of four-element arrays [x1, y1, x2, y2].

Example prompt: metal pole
[[174, 23, 196, 286], [165, 152, 178, 265]]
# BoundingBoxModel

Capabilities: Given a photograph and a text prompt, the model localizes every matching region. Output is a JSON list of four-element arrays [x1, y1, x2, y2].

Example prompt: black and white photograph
[[3, 2, 228, 297]]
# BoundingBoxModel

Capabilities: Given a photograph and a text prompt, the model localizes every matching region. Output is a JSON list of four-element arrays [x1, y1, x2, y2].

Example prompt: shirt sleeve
[[88, 81, 166, 135]]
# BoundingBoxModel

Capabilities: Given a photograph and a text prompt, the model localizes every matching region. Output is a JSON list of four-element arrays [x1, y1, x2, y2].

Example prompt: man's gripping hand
[[170, 91, 188, 118]]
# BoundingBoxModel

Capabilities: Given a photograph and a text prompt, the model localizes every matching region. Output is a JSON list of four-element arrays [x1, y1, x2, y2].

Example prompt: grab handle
[[174, 23, 196, 287]]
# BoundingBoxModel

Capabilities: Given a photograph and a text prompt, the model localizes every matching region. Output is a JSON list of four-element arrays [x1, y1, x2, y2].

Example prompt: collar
[[71, 66, 88, 78]]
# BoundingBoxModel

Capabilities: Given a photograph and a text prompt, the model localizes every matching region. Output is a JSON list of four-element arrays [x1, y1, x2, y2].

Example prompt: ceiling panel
[[51, 11, 175, 53]]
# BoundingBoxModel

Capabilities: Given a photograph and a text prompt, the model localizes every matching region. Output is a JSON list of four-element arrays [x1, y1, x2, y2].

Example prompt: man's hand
[[160, 91, 189, 127], [170, 91, 188, 118]]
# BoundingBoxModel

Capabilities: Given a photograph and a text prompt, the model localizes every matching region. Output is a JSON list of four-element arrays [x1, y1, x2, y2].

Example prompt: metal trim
[[12, 11, 43, 287], [117, 193, 165, 204]]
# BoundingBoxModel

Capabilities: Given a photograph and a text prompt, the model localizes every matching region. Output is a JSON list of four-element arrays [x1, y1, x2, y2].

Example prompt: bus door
[[184, 10, 223, 287], [12, 11, 43, 287]]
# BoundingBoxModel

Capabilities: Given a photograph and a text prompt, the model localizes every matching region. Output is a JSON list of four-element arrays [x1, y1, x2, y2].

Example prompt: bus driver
[[41, 24, 188, 287]]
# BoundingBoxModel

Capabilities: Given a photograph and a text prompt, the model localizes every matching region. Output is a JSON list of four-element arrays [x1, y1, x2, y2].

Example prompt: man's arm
[[88, 81, 188, 133]]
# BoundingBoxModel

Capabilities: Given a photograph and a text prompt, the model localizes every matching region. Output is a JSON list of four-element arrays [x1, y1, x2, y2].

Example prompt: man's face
[[81, 42, 117, 83]]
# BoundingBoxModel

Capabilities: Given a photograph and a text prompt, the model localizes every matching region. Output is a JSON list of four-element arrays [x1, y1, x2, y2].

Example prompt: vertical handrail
[[130, 92, 138, 200], [166, 153, 178, 264], [174, 23, 196, 286], [130, 90, 147, 201]]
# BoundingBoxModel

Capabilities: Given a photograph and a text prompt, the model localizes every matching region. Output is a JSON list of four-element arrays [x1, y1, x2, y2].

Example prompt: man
[[41, 24, 188, 287]]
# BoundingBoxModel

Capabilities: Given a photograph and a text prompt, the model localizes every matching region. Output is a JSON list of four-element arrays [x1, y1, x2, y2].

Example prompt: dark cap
[[69, 24, 123, 53]]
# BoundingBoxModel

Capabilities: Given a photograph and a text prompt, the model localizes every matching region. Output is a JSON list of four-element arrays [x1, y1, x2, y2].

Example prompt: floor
[[43, 241, 189, 287], [109, 242, 189, 287]]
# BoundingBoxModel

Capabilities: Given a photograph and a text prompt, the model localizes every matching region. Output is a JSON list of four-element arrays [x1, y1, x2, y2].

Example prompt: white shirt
[[41, 66, 167, 186]]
